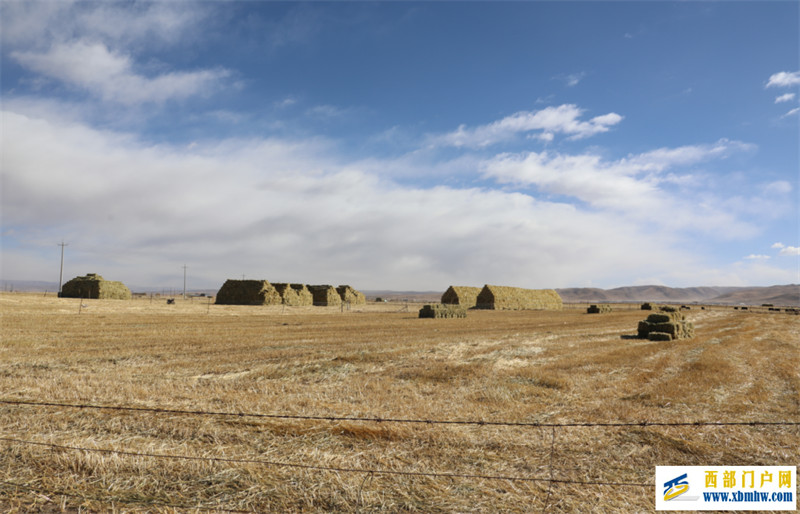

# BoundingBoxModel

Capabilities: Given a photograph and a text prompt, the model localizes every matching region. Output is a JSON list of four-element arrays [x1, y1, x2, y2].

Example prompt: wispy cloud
[[775, 93, 796, 103], [431, 104, 623, 148], [11, 41, 229, 105], [782, 107, 800, 118], [766, 71, 800, 88], [779, 246, 800, 256]]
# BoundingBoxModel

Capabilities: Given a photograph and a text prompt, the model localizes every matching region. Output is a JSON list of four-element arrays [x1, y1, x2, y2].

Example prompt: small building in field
[[308, 285, 342, 306], [59, 273, 131, 300], [441, 286, 482, 308], [215, 279, 282, 305], [475, 285, 563, 311]]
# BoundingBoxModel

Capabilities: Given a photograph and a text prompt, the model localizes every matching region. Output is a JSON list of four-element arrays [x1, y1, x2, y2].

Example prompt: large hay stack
[[59, 273, 131, 300], [636, 308, 695, 341], [441, 286, 482, 308], [336, 285, 366, 305], [308, 285, 342, 306], [273, 283, 313, 306], [215, 280, 282, 305], [419, 304, 467, 318], [475, 285, 563, 310]]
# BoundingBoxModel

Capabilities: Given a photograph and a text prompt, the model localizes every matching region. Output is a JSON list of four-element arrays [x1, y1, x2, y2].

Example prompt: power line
[[3, 399, 799, 428], [0, 437, 651, 488]]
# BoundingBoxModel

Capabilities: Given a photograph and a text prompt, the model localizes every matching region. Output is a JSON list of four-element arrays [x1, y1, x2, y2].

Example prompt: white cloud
[[772, 242, 786, 249], [775, 93, 796, 103], [779, 246, 800, 256], [744, 254, 770, 260], [563, 72, 587, 87], [11, 41, 229, 105], [766, 71, 800, 88], [481, 139, 763, 239], [782, 107, 800, 118], [1, 105, 707, 290], [431, 104, 623, 148]]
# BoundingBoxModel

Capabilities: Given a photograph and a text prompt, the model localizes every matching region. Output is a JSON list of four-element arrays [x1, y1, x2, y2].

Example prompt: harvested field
[[1, 294, 798, 512]]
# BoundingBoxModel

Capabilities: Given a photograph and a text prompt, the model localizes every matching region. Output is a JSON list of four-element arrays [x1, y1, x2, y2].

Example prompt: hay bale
[[646, 312, 684, 324], [641, 302, 653, 310], [441, 286, 482, 308], [59, 273, 131, 300], [419, 304, 467, 319], [648, 332, 673, 341], [273, 283, 313, 306], [215, 279, 282, 305], [475, 285, 563, 310], [308, 285, 342, 306], [336, 285, 366, 305], [587, 304, 612, 314]]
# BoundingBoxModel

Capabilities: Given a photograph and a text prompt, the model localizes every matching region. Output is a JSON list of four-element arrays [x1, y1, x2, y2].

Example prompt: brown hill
[[556, 284, 799, 306]]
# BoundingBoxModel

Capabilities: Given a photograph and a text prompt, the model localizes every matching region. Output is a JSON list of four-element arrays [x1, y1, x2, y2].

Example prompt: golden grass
[[1, 293, 798, 512]]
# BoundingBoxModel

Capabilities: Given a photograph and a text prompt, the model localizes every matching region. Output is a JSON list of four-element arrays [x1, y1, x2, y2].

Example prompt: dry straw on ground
[[214, 279, 282, 305], [476, 285, 563, 310], [1, 294, 798, 512], [441, 286, 482, 308], [308, 285, 342, 306], [59, 273, 131, 300]]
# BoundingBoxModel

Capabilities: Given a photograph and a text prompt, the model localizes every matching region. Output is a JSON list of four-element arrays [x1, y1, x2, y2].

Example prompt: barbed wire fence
[[2, 398, 798, 511]]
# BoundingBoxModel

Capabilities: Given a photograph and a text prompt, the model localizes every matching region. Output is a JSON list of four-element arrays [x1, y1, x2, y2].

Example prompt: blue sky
[[1, 1, 798, 291]]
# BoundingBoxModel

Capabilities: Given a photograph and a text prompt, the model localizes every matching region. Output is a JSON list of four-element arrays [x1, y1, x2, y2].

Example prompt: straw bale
[[419, 304, 467, 319], [641, 302, 653, 310], [475, 285, 563, 310], [308, 285, 342, 306], [59, 273, 131, 300], [587, 304, 612, 314], [441, 286, 482, 308], [336, 285, 366, 305], [215, 279, 282, 305], [273, 283, 313, 306], [646, 312, 684, 324], [648, 332, 673, 341]]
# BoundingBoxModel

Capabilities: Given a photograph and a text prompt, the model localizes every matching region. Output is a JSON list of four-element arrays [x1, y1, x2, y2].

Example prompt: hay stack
[[475, 285, 563, 310], [336, 285, 366, 305], [273, 283, 313, 306], [59, 273, 131, 300], [641, 303, 653, 310], [441, 286, 482, 308], [215, 279, 282, 305], [587, 304, 612, 314], [308, 285, 342, 306], [419, 304, 467, 318], [636, 309, 695, 341]]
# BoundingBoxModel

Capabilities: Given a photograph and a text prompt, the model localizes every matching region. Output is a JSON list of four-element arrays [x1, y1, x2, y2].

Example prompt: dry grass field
[[1, 293, 798, 512]]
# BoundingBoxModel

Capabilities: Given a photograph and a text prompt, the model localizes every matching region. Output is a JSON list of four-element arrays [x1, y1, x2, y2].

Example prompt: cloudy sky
[[2, 1, 798, 291]]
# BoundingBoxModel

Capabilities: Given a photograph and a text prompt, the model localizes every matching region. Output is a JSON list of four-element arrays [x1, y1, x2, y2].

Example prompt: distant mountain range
[[3, 281, 798, 306], [555, 284, 800, 306]]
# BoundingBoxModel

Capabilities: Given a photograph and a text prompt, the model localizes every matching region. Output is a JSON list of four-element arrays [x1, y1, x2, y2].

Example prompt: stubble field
[[1, 293, 798, 512]]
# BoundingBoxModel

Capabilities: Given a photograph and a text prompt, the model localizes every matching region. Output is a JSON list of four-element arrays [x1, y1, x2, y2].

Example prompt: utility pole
[[57, 241, 68, 296], [182, 264, 188, 300]]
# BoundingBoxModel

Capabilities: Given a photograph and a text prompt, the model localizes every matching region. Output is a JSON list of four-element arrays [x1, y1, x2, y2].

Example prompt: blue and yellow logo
[[663, 473, 690, 501]]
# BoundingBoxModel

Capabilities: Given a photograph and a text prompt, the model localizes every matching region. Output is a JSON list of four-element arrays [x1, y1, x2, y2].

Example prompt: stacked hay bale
[[419, 304, 467, 318], [308, 285, 342, 306], [636, 308, 695, 341], [441, 286, 482, 308], [215, 279, 282, 305], [641, 302, 653, 310], [273, 283, 313, 306], [336, 285, 366, 305], [475, 285, 563, 310], [59, 273, 131, 300], [587, 304, 612, 314]]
